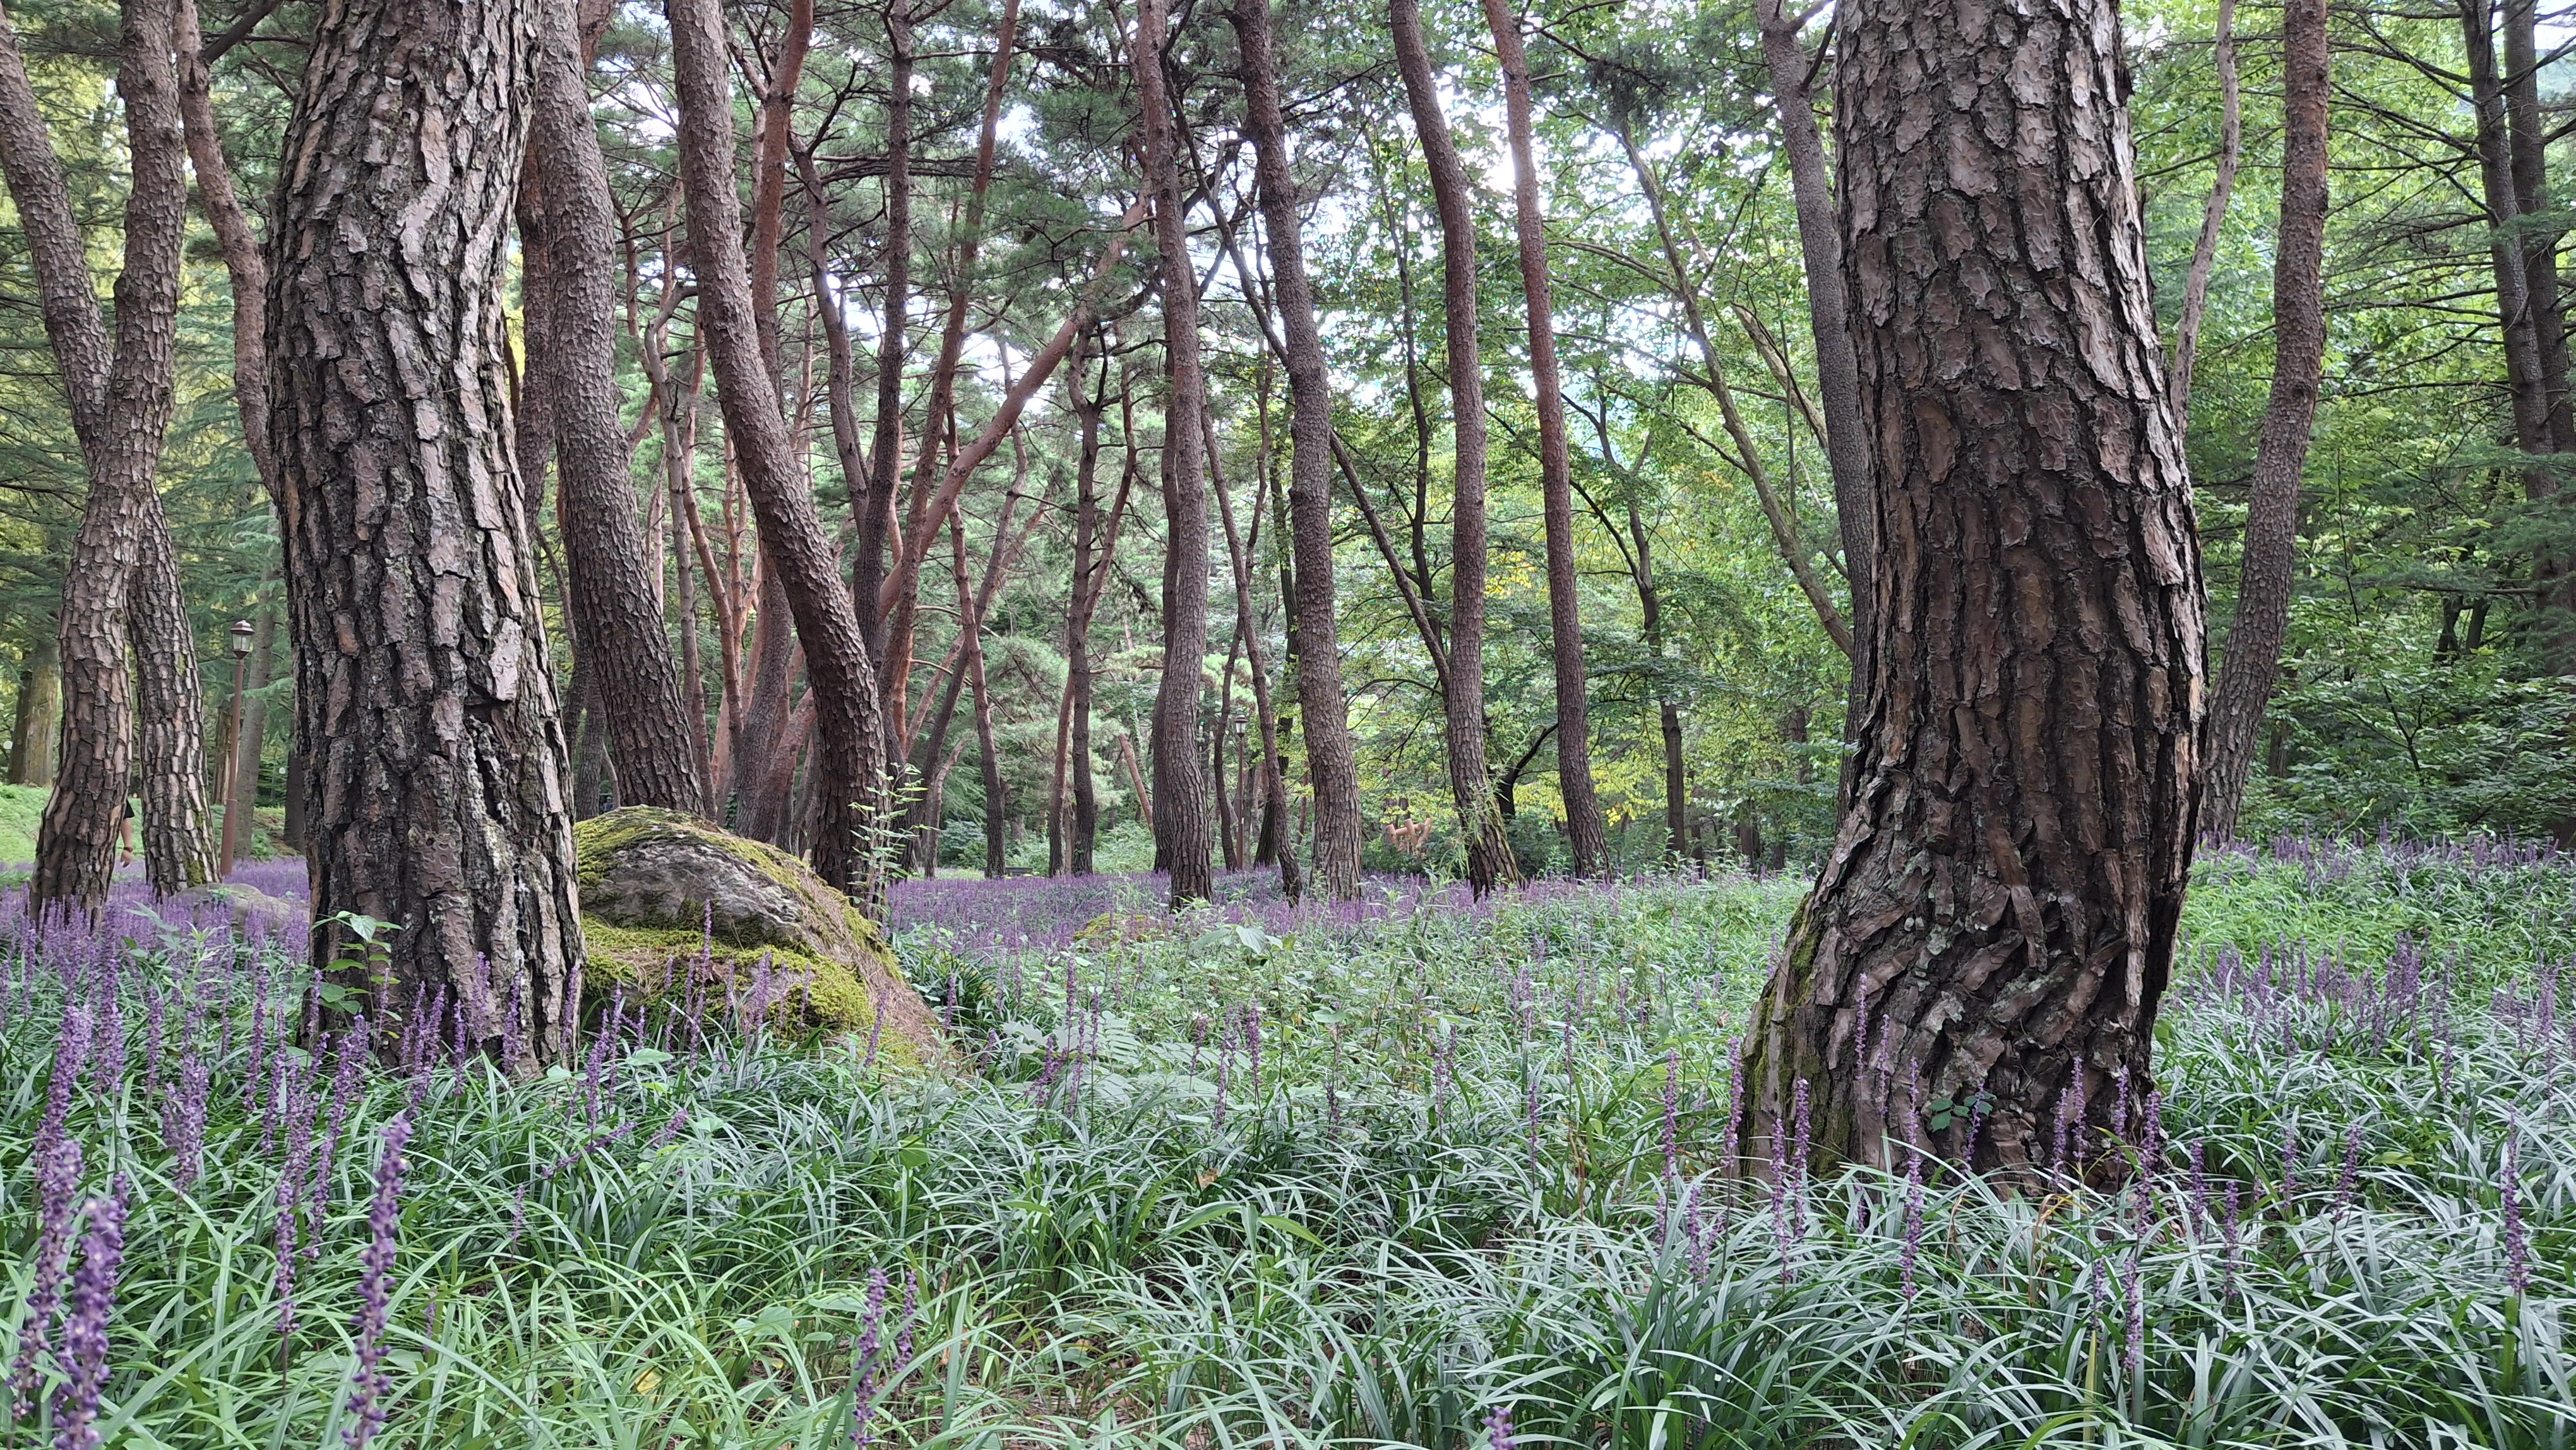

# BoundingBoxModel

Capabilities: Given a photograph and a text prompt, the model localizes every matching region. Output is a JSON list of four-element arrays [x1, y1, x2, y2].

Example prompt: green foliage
[[6, 849, 2571, 1446]]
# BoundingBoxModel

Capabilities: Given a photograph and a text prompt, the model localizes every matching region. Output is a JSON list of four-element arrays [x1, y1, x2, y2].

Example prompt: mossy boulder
[[573, 807, 945, 1063]]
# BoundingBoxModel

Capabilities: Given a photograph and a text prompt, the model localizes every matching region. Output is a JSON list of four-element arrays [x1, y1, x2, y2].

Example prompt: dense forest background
[[1, 0, 2568, 880]]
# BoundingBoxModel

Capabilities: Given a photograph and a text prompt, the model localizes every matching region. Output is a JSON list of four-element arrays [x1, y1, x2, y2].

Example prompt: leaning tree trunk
[[1738, 0, 2210, 1187], [530, 0, 709, 814], [0, 0, 194, 912], [1136, 0, 1215, 907], [1390, 0, 1515, 893], [1482, 0, 1607, 878], [1231, 0, 1363, 901], [129, 522, 219, 892], [268, 0, 588, 1067], [2199, 0, 2328, 844], [666, 0, 891, 914]]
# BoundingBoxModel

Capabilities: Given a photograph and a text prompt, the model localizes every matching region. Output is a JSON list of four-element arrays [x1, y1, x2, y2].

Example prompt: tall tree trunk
[[2503, 0, 2573, 457], [225, 601, 282, 863], [1740, 0, 2210, 1185], [1390, 0, 1515, 893], [1136, 0, 1215, 907], [667, 0, 891, 913], [2167, 0, 2239, 429], [950, 506, 1006, 878], [1231, 0, 1362, 901], [1617, 497, 1686, 861], [732, 565, 804, 842], [269, 0, 587, 1065], [1208, 403, 1298, 901], [2460, 0, 2575, 673], [2200, 0, 2328, 844], [859, 0, 914, 661], [1, 0, 197, 910], [9, 634, 59, 786], [530, 0, 708, 813], [1068, 356, 1106, 875], [1482, 0, 1607, 878], [1756, 0, 1876, 752]]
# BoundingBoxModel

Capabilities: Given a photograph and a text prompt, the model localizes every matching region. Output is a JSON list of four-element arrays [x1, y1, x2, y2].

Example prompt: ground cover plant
[[3, 841, 2572, 1449]]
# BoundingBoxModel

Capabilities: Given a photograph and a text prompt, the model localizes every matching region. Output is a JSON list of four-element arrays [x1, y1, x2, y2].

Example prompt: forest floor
[[1, 841, 2570, 1446]]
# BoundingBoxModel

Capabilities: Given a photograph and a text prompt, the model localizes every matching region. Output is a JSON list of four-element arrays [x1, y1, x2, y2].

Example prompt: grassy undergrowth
[[2, 842, 2571, 1447]]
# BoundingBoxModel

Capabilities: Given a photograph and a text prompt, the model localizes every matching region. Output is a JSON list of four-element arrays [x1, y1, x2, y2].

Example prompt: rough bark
[[2200, 0, 2327, 844], [129, 524, 219, 891], [1740, 0, 2210, 1185], [1757, 0, 1876, 726], [1230, 0, 1362, 901], [1136, 0, 1215, 907], [1, 0, 199, 909], [176, 0, 280, 501], [268, 0, 587, 1065], [1482, 0, 1607, 877], [667, 0, 891, 912], [1390, 0, 1515, 892], [528, 0, 708, 814], [2166, 0, 2239, 430]]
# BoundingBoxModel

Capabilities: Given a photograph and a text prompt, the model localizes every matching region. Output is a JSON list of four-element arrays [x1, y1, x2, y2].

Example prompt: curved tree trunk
[[530, 0, 709, 814], [2200, 0, 2328, 843], [268, 0, 587, 1067], [1482, 0, 1607, 878], [1136, 0, 1215, 907], [1230, 0, 1363, 901], [667, 0, 891, 913], [0, 0, 196, 911], [1389, 0, 1515, 893], [1739, 0, 2210, 1186]]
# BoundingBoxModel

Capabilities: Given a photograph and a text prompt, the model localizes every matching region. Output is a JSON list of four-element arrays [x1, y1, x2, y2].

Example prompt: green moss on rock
[[572, 808, 945, 1062]]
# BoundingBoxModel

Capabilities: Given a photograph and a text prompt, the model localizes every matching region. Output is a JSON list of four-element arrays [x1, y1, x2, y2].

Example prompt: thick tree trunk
[[1390, 0, 1515, 893], [9, 635, 59, 786], [129, 524, 219, 891], [530, 0, 708, 814], [1740, 0, 2210, 1186], [1, 0, 195, 910], [1482, 0, 1607, 878], [1230, 0, 1361, 902], [667, 0, 891, 913], [2167, 0, 2239, 430], [1136, 0, 1215, 907], [2502, 0, 2573, 458], [2200, 0, 2328, 844], [733, 565, 804, 842], [268, 0, 587, 1065]]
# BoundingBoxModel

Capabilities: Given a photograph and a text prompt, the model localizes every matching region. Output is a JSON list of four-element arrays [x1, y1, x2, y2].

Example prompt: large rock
[[573, 808, 945, 1062]]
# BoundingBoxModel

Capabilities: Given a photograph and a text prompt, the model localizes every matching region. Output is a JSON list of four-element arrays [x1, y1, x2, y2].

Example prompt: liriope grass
[[1, 851, 2568, 1448]]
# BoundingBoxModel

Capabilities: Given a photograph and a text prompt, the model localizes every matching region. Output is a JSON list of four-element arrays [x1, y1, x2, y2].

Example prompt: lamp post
[[218, 619, 255, 878]]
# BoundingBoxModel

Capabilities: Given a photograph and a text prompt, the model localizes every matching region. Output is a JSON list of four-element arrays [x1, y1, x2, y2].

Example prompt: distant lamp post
[[218, 619, 256, 878]]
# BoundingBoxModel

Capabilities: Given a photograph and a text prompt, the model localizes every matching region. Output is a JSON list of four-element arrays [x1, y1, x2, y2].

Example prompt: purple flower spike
[[2503, 1115, 2531, 1294], [11, 1135, 85, 1416], [50, 1185, 129, 1450], [342, 1112, 414, 1450], [1484, 1402, 1515, 1450]]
